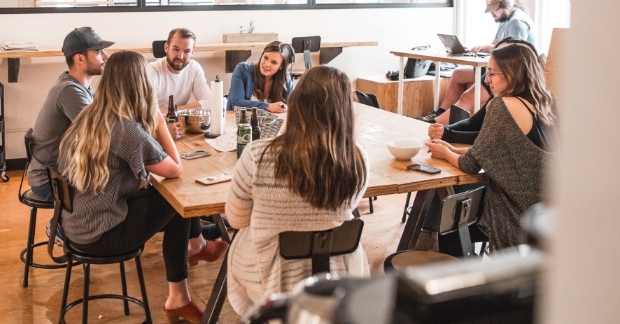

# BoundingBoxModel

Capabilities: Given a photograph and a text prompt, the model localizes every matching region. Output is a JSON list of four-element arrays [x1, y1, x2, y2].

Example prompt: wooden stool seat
[[385, 250, 460, 272]]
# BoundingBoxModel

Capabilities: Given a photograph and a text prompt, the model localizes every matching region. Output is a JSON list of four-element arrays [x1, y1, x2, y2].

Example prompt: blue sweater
[[227, 62, 294, 110]]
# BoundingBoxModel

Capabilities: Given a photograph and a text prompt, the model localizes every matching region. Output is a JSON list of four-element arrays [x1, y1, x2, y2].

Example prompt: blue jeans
[[31, 182, 53, 202]]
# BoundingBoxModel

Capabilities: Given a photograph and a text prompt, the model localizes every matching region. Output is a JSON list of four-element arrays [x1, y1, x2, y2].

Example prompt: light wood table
[[390, 50, 489, 115], [150, 103, 485, 324], [150, 103, 485, 217], [0, 40, 377, 82]]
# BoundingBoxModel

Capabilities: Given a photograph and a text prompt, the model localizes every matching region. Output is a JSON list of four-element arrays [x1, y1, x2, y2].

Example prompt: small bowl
[[387, 140, 422, 160], [177, 109, 210, 134]]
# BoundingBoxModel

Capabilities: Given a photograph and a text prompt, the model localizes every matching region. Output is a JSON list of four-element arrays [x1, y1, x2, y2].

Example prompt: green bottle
[[237, 109, 252, 159]]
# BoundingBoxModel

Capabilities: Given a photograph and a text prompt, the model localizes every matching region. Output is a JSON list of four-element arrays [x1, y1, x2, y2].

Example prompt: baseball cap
[[484, 0, 503, 13], [61, 27, 115, 57]]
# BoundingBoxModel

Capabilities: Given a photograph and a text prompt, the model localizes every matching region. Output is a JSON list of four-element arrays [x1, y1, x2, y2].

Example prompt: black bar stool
[[19, 128, 71, 287], [47, 167, 152, 324]]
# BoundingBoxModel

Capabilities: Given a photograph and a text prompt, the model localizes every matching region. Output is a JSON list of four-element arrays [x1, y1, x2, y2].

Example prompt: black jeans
[[73, 186, 193, 282]]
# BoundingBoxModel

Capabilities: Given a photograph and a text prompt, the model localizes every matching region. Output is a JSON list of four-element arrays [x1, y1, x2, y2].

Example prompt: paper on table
[[205, 130, 237, 152]]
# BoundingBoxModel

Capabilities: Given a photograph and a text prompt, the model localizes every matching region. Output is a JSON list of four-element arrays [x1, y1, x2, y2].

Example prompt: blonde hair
[[60, 50, 159, 193], [261, 66, 367, 210]]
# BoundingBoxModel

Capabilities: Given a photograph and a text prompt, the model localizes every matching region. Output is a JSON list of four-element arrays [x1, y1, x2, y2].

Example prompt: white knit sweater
[[225, 139, 370, 315]]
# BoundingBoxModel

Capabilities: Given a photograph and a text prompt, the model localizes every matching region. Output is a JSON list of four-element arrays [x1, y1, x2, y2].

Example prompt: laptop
[[437, 34, 468, 55]]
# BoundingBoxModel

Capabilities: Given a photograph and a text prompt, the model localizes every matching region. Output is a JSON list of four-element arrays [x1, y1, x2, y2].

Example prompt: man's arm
[[186, 61, 211, 110], [56, 85, 92, 121]]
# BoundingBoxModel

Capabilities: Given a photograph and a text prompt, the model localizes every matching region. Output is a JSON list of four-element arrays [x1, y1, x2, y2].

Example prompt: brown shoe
[[188, 240, 229, 266], [163, 300, 203, 323]]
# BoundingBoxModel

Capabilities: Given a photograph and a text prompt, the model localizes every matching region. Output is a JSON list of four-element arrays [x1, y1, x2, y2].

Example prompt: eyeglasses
[[486, 72, 503, 78]]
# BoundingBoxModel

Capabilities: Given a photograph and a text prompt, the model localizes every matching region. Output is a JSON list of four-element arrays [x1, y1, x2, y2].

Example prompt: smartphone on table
[[180, 150, 210, 160], [407, 164, 441, 174]]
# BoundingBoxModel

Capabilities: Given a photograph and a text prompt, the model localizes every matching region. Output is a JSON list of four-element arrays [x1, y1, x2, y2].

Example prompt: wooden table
[[0, 40, 377, 82], [390, 50, 489, 115], [150, 103, 485, 323], [150, 103, 485, 218]]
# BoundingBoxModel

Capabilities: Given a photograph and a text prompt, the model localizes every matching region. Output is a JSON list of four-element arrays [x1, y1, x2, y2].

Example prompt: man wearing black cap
[[417, 0, 536, 124], [27, 27, 113, 243]]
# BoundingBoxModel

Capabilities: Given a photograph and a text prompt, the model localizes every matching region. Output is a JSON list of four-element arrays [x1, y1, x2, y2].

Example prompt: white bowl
[[387, 140, 422, 160]]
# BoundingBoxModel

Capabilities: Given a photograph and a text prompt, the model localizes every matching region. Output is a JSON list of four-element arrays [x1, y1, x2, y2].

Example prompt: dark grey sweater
[[458, 98, 555, 251]]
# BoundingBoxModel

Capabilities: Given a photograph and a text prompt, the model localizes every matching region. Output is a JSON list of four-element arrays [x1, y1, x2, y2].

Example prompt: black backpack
[[403, 45, 432, 79]]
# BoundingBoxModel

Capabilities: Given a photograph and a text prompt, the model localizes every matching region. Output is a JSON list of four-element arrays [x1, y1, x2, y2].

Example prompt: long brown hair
[[252, 41, 295, 103], [60, 50, 158, 193], [491, 43, 554, 125], [262, 66, 367, 211]]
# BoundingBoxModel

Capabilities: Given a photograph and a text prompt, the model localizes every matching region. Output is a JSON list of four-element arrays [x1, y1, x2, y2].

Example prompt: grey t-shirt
[[495, 8, 537, 49], [59, 119, 167, 244], [27, 72, 95, 187]]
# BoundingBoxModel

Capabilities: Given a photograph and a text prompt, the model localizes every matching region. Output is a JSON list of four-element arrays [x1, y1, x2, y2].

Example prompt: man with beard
[[149, 28, 211, 139], [416, 0, 536, 124], [28, 27, 113, 203]]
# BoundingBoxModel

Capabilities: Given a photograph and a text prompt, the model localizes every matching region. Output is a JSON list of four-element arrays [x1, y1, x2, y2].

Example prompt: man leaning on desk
[[149, 28, 211, 140], [417, 0, 537, 124]]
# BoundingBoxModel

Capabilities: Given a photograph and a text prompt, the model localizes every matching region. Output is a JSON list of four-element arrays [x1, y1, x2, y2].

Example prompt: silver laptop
[[437, 34, 468, 54]]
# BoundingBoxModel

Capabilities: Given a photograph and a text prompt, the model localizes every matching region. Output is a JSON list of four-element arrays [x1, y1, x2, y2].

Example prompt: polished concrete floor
[[0, 170, 409, 323]]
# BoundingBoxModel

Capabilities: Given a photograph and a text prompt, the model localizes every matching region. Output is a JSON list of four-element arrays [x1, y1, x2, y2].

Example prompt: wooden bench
[[357, 75, 449, 118]]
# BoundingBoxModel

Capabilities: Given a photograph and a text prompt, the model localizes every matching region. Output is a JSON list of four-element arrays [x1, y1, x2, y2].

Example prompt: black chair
[[152, 40, 166, 59], [385, 187, 487, 272], [279, 216, 364, 275], [290, 36, 321, 80], [19, 128, 69, 288], [47, 167, 152, 324]]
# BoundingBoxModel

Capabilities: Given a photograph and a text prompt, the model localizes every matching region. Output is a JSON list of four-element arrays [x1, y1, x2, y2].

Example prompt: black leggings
[[73, 186, 200, 282]]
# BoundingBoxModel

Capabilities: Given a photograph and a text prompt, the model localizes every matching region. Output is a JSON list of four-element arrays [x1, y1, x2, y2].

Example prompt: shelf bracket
[[8, 58, 20, 83], [225, 50, 251, 73], [319, 47, 343, 65]]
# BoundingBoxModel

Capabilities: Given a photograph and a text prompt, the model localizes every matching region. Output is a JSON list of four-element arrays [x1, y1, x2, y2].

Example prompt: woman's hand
[[428, 123, 445, 140], [426, 140, 452, 160], [266, 102, 287, 113]]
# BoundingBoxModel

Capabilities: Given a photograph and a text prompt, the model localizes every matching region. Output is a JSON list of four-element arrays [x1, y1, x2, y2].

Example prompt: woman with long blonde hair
[[225, 65, 369, 315], [59, 50, 227, 323], [427, 43, 557, 251]]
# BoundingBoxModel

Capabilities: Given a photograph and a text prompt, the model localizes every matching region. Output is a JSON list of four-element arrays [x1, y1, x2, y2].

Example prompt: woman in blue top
[[227, 41, 295, 113]]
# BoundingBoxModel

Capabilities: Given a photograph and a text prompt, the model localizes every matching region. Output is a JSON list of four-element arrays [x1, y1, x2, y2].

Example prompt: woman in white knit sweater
[[225, 65, 370, 315]]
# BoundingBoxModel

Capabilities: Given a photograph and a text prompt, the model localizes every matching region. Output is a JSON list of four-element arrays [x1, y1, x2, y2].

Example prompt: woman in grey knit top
[[427, 43, 557, 251]]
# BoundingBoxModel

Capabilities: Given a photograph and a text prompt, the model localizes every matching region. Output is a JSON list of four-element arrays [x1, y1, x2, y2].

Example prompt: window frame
[[0, 0, 452, 15]]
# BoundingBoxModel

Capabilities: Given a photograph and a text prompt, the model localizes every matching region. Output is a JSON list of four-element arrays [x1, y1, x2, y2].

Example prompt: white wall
[[541, 0, 620, 323], [0, 7, 453, 160]]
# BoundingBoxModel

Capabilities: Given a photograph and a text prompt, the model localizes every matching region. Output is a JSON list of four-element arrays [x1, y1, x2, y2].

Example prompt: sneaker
[[46, 221, 65, 247], [415, 108, 446, 123]]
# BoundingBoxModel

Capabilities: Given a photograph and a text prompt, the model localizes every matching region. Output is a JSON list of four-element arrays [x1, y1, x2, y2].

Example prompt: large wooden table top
[[390, 50, 489, 67], [0, 40, 378, 59], [150, 103, 486, 217]]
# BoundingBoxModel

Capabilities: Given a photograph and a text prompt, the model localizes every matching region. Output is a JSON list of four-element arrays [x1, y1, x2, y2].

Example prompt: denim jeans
[[31, 182, 53, 202]]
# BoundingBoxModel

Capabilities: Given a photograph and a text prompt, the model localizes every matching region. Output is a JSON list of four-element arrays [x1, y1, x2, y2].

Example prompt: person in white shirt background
[[149, 28, 211, 139]]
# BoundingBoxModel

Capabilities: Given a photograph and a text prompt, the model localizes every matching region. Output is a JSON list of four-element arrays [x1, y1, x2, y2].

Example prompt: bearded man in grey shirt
[[28, 27, 114, 202]]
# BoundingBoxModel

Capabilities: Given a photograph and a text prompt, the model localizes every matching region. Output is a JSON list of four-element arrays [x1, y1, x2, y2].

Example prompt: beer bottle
[[166, 95, 177, 124], [237, 109, 252, 159], [250, 107, 261, 141]]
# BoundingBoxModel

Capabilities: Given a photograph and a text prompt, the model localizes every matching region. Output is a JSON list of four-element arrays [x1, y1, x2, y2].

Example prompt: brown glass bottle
[[166, 95, 177, 124], [251, 107, 261, 141]]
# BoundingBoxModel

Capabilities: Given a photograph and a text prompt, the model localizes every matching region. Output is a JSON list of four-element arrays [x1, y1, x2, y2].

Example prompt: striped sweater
[[225, 139, 370, 315]]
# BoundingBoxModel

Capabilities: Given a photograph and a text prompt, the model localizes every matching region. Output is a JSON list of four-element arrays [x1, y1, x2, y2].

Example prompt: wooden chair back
[[46, 167, 73, 264]]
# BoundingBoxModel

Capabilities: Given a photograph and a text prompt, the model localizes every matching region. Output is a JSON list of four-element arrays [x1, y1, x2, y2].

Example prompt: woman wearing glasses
[[227, 41, 295, 113], [426, 43, 557, 252]]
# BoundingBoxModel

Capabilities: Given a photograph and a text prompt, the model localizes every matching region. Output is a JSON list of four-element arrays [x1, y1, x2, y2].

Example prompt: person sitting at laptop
[[418, 0, 536, 124]]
